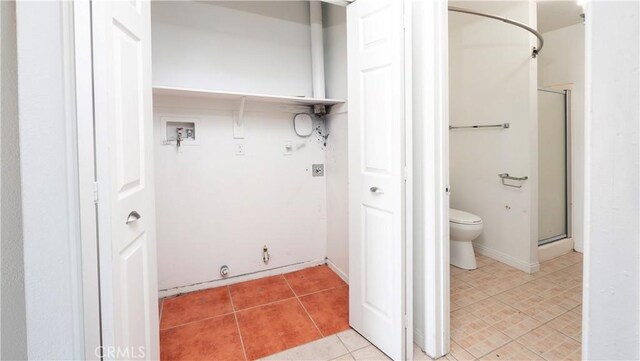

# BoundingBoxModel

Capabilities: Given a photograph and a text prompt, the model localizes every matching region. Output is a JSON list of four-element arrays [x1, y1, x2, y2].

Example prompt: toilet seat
[[450, 208, 482, 225]]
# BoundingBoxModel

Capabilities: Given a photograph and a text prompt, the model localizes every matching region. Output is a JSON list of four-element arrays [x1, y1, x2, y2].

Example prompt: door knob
[[370, 186, 384, 194], [126, 211, 141, 224]]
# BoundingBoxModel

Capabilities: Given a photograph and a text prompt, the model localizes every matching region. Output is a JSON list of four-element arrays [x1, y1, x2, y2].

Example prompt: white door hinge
[[403, 315, 408, 329], [93, 181, 99, 204]]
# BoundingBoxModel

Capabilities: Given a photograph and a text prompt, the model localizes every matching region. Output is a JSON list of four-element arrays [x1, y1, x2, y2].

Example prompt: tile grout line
[[160, 266, 352, 360], [453, 315, 539, 358], [208, 274, 343, 313], [333, 332, 355, 358], [159, 311, 237, 331], [477, 308, 579, 361], [227, 282, 347, 315], [327, 334, 352, 360], [512, 329, 555, 360], [472, 337, 512, 360], [458, 314, 546, 360], [446, 341, 461, 361], [235, 270, 348, 359], [296, 283, 348, 298], [234, 295, 299, 313], [454, 260, 582, 311], [159, 270, 348, 326], [161, 275, 346, 337], [227, 285, 249, 361], [342, 334, 369, 353], [451, 254, 583, 360], [540, 309, 583, 343], [513, 328, 569, 361], [477, 304, 555, 358], [283, 271, 348, 297], [456, 327, 510, 359], [282, 274, 325, 338]]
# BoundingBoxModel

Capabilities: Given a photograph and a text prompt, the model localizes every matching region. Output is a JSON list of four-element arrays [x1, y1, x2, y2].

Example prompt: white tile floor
[[259, 329, 382, 361], [441, 252, 582, 361], [261, 252, 583, 361]]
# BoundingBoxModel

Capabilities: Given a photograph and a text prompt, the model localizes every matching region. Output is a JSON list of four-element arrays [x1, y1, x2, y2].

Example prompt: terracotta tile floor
[[442, 251, 584, 361], [159, 265, 349, 361], [160, 254, 583, 361]]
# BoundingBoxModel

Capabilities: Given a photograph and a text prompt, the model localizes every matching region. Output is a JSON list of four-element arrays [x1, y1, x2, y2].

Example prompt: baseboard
[[159, 258, 326, 298], [538, 238, 574, 263], [413, 329, 446, 359], [325, 257, 349, 284], [413, 329, 425, 351], [474, 244, 540, 274]]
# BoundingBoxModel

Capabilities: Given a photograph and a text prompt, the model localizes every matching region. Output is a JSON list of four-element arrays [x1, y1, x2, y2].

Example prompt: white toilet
[[450, 208, 483, 270]]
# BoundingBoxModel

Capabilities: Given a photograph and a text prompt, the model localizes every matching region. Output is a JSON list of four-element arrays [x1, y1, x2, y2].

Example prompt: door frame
[[76, 0, 160, 359], [410, 0, 450, 358], [537, 87, 573, 246], [437, 1, 594, 360], [36, 0, 635, 360], [341, 0, 415, 358], [73, 0, 418, 359], [339, 0, 449, 358], [73, 1, 102, 359]]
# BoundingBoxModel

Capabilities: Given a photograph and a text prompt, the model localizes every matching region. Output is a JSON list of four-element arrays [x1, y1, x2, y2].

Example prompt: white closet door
[[92, 0, 159, 359], [347, 0, 408, 359]]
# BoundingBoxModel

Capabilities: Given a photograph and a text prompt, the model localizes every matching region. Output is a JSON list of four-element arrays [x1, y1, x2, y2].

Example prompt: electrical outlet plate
[[235, 140, 245, 155], [312, 164, 324, 177]]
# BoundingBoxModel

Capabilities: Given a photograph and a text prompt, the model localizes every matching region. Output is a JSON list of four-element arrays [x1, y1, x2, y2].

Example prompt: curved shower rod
[[448, 6, 544, 58]]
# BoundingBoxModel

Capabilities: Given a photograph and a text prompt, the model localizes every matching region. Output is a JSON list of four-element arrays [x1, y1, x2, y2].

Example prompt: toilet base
[[450, 240, 477, 270]]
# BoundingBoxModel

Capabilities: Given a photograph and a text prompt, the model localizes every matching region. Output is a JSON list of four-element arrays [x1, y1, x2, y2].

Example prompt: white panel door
[[347, 0, 407, 359], [92, 0, 159, 359]]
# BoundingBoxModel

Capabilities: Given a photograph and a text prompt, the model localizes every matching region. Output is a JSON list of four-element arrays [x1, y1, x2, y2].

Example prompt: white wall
[[151, 2, 354, 294], [538, 23, 585, 252], [323, 3, 349, 280], [15, 2, 84, 358], [0, 1, 27, 358], [151, 1, 313, 97], [154, 95, 329, 293], [583, 2, 639, 359], [448, 1, 539, 272]]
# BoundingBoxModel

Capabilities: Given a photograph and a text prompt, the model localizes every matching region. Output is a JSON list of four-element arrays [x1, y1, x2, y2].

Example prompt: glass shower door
[[538, 89, 569, 245]]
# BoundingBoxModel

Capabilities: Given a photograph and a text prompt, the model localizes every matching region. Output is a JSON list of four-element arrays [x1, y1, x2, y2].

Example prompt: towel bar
[[498, 173, 528, 188], [449, 123, 510, 130]]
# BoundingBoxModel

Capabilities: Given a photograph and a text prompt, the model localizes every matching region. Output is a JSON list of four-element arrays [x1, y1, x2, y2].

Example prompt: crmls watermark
[[95, 346, 146, 359]]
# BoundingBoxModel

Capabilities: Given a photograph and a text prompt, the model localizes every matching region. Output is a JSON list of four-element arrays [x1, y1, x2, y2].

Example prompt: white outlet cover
[[294, 113, 313, 137], [235, 140, 245, 155]]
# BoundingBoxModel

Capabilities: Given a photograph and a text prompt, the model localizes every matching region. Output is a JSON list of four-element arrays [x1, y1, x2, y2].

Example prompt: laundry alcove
[[148, 1, 411, 359], [151, 0, 347, 296]]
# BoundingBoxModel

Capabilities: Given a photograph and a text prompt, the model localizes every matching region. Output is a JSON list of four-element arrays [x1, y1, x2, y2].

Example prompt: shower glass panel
[[538, 89, 569, 245]]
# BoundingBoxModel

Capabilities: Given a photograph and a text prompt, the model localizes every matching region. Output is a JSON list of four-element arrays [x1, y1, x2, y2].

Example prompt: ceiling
[[537, 0, 584, 33]]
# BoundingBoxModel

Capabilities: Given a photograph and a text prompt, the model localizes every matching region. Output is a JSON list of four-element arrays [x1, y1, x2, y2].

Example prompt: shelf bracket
[[234, 96, 246, 139]]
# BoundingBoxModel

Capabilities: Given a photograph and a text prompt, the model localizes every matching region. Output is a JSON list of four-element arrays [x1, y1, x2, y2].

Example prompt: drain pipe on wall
[[310, 1, 327, 115]]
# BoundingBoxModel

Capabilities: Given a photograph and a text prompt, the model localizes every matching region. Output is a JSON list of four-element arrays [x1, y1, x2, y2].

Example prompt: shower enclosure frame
[[538, 88, 573, 246]]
